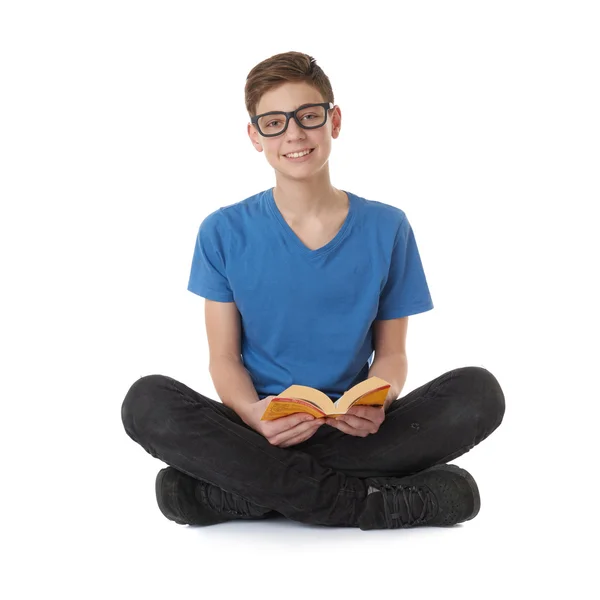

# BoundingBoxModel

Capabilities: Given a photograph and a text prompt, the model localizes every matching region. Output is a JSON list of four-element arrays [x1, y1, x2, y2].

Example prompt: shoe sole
[[155, 467, 187, 525], [425, 463, 481, 522]]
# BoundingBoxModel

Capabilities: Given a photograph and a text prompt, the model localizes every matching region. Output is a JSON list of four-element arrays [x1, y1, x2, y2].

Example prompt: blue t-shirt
[[187, 187, 433, 400]]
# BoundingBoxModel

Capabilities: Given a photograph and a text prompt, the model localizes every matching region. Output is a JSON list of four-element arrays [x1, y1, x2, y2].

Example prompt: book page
[[261, 398, 326, 420], [335, 376, 391, 413], [275, 385, 335, 413]]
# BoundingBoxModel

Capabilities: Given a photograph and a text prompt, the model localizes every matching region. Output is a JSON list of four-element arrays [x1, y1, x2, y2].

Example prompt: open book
[[260, 376, 391, 421]]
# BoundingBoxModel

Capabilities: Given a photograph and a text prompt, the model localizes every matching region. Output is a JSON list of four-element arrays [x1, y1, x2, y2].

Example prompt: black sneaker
[[155, 466, 276, 526], [358, 464, 480, 530]]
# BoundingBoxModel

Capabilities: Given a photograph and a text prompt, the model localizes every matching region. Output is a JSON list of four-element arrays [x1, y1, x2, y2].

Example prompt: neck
[[272, 168, 344, 220]]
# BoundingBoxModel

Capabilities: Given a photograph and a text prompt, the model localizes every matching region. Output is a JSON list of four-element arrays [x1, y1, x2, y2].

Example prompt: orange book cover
[[260, 376, 391, 421]]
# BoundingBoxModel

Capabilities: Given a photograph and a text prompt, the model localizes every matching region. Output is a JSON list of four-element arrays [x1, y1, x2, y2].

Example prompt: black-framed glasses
[[251, 102, 334, 137]]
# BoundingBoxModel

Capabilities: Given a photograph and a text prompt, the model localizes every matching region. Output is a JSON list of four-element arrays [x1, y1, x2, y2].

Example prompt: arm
[[369, 316, 409, 411], [368, 353, 408, 411], [204, 299, 262, 418], [209, 356, 260, 418]]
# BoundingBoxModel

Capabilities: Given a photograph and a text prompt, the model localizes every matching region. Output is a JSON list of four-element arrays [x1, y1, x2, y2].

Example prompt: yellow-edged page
[[334, 377, 391, 413], [352, 386, 389, 408], [260, 398, 326, 421]]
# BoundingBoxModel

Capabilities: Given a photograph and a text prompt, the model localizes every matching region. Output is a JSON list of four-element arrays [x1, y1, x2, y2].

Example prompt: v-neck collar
[[266, 187, 355, 259]]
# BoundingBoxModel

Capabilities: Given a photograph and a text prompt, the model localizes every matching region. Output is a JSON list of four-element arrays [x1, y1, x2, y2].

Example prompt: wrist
[[232, 400, 255, 424], [383, 393, 397, 412]]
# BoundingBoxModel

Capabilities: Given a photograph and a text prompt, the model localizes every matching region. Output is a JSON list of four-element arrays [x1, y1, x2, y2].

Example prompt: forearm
[[368, 353, 408, 411], [209, 357, 260, 418]]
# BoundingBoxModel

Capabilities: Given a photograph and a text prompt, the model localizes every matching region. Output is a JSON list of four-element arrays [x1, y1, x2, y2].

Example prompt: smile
[[283, 148, 315, 159]]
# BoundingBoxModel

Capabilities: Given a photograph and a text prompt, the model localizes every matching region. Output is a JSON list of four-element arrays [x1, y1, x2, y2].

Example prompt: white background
[[1, 1, 598, 598]]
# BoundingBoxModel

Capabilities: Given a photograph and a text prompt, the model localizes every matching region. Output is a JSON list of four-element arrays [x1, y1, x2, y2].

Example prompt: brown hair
[[245, 51, 334, 118]]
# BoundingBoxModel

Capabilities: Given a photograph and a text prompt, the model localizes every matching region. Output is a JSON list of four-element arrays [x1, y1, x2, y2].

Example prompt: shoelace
[[379, 483, 435, 528], [198, 480, 255, 517]]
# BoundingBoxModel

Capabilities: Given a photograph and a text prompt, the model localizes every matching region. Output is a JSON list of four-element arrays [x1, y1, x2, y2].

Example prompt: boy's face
[[247, 81, 341, 180]]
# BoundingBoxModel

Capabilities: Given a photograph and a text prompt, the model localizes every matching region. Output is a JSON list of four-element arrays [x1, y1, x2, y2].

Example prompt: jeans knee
[[460, 366, 505, 430], [121, 374, 168, 438]]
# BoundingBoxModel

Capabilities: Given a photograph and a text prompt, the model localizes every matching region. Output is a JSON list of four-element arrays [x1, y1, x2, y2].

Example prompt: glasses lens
[[296, 105, 326, 129], [257, 105, 327, 136], [257, 112, 287, 136]]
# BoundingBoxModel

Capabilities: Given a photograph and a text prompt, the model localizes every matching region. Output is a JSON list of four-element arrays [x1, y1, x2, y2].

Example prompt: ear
[[247, 123, 263, 152], [330, 105, 342, 139]]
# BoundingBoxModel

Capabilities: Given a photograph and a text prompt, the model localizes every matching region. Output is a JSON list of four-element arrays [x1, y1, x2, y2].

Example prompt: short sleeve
[[376, 214, 434, 320], [187, 212, 234, 302]]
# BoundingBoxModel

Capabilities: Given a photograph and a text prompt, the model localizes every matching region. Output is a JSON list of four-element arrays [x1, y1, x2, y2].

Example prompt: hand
[[238, 395, 325, 448], [325, 405, 385, 437]]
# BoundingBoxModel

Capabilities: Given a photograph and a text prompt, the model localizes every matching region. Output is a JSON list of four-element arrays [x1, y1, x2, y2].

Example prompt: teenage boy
[[122, 51, 505, 530]]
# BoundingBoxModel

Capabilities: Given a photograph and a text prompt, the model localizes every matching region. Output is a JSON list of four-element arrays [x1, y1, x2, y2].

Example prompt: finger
[[347, 406, 384, 421], [348, 408, 384, 427], [327, 418, 367, 437], [279, 424, 322, 448], [337, 414, 376, 433], [271, 418, 322, 447], [270, 414, 314, 436], [278, 422, 323, 447]]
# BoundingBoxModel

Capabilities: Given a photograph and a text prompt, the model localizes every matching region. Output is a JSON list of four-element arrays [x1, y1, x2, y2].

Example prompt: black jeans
[[121, 366, 505, 527]]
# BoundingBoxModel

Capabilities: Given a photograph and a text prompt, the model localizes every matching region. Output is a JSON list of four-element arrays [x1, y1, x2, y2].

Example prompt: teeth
[[286, 149, 312, 158]]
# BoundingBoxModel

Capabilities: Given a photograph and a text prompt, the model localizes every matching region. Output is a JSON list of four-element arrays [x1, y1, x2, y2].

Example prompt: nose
[[284, 116, 307, 139]]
